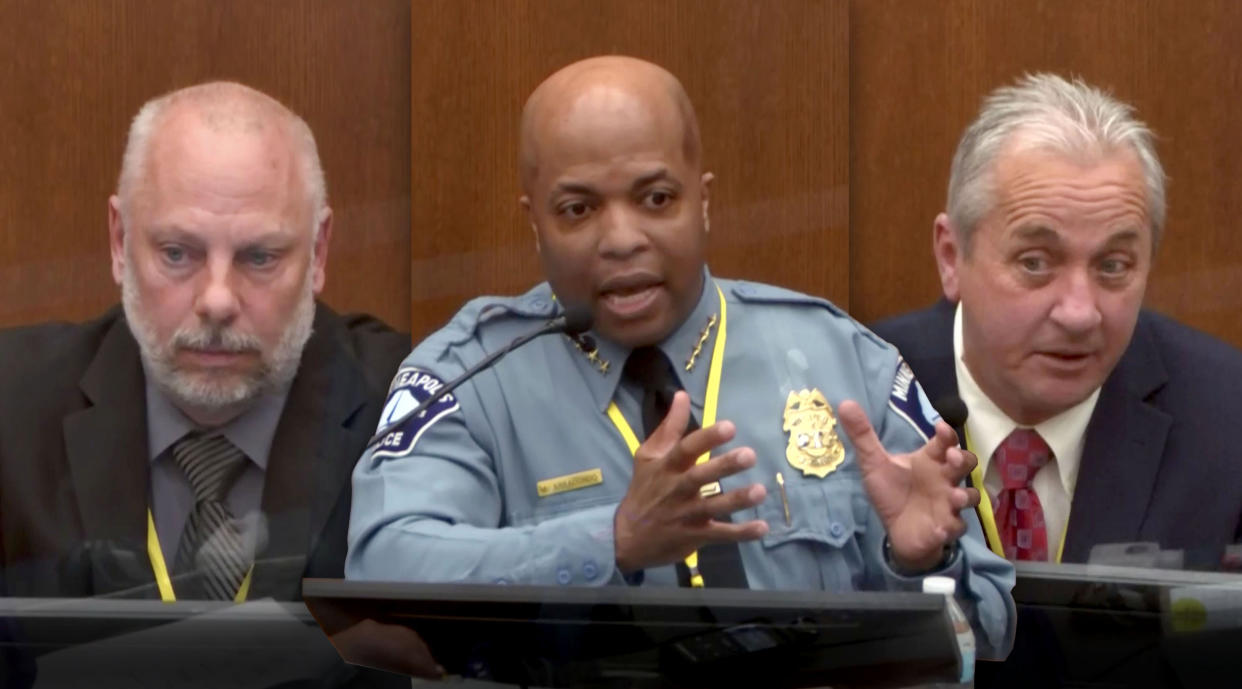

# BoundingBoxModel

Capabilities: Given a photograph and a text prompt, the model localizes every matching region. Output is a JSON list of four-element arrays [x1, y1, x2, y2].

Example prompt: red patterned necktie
[[992, 428, 1053, 561]]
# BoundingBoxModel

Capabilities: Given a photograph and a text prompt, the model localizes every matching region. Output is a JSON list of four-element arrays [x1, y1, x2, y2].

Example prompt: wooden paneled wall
[[851, 0, 1242, 346], [409, 0, 849, 340], [3, 1, 1242, 350], [0, 0, 411, 330]]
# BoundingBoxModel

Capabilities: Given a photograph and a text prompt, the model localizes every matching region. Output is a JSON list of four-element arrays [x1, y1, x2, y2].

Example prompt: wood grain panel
[[410, 0, 848, 339], [851, 0, 1242, 347], [0, 0, 410, 330]]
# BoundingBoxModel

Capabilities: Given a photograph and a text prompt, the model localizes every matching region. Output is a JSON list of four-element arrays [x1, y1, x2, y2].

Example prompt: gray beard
[[121, 256, 315, 419]]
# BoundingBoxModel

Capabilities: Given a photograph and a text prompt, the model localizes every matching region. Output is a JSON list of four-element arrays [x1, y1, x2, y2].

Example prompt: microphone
[[934, 395, 969, 435], [365, 305, 593, 451], [557, 304, 594, 337], [934, 395, 970, 456]]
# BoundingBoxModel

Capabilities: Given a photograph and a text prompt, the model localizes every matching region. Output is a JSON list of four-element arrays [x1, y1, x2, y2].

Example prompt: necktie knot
[[993, 428, 1052, 490], [622, 346, 693, 437], [171, 432, 247, 504], [622, 346, 676, 392]]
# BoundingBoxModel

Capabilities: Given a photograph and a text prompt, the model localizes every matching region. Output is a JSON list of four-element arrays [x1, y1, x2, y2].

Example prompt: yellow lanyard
[[964, 428, 1068, 564], [606, 284, 728, 588], [147, 509, 253, 603]]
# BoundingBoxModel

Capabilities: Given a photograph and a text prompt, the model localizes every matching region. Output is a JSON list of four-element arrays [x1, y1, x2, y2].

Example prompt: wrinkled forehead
[[985, 144, 1153, 246], [991, 143, 1148, 211]]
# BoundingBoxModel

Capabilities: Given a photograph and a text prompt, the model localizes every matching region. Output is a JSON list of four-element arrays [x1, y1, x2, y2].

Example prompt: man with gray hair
[[0, 81, 409, 602], [874, 73, 1242, 571]]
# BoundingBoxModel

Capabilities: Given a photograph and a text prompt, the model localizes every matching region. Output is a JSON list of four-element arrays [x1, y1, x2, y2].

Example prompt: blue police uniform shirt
[[347, 270, 1016, 659]]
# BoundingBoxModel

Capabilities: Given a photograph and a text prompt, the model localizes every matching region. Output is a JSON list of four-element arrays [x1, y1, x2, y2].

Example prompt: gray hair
[[115, 81, 328, 234], [946, 73, 1166, 252]]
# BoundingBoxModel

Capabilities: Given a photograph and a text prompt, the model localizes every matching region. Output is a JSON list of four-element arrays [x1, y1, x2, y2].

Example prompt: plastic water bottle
[[924, 575, 975, 686]]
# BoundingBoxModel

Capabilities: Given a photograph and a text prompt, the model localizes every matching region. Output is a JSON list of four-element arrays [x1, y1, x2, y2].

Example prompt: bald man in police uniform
[[347, 56, 1015, 659]]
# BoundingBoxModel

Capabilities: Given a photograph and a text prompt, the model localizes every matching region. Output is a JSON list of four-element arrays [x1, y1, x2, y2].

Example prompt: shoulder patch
[[372, 367, 460, 458], [887, 358, 940, 441]]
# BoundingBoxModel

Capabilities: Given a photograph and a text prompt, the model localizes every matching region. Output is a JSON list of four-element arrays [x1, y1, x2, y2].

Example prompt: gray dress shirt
[[145, 377, 289, 564]]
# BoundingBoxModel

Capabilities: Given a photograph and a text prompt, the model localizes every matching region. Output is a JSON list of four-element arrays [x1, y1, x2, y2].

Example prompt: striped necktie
[[170, 431, 250, 600]]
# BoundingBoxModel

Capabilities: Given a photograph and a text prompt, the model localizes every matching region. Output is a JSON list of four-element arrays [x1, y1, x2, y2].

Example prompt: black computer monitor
[[302, 579, 963, 688], [986, 562, 1242, 688]]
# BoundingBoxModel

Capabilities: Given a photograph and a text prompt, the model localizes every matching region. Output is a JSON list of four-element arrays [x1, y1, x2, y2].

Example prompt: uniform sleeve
[[863, 347, 1017, 661], [345, 354, 623, 587]]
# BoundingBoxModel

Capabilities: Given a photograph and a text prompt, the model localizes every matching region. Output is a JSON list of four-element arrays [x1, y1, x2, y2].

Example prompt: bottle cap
[[922, 575, 956, 595]]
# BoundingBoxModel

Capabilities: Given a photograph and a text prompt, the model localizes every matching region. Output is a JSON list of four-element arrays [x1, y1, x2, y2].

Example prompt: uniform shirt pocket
[[758, 477, 868, 591]]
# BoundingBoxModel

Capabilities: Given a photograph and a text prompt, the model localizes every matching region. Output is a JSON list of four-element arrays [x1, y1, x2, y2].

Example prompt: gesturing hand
[[837, 400, 980, 572], [613, 391, 768, 572]]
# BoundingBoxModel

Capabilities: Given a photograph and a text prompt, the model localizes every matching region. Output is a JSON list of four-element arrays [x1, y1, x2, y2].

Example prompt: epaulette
[[725, 279, 890, 351], [727, 280, 848, 318], [436, 283, 559, 348]]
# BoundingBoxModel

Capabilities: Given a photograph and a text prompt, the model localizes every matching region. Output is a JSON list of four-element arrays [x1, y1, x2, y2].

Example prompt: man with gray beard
[[0, 81, 409, 602]]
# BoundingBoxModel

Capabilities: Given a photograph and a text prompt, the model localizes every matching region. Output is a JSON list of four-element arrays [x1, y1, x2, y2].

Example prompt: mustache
[[171, 325, 262, 353]]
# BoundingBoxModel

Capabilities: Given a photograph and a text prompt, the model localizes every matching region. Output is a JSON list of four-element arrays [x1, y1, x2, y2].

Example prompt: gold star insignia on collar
[[569, 335, 610, 374], [685, 313, 718, 372]]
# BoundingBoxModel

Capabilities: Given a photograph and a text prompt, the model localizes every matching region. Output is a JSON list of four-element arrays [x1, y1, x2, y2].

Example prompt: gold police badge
[[782, 388, 845, 478]]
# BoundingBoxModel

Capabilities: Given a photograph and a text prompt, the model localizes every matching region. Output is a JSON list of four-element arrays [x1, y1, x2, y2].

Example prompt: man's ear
[[700, 171, 714, 234], [520, 195, 541, 254], [108, 195, 127, 285], [311, 206, 333, 294], [933, 212, 963, 303]]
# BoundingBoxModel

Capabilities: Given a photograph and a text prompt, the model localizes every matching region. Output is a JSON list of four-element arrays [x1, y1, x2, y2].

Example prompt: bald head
[[519, 56, 701, 191], [116, 81, 326, 226], [516, 56, 714, 348]]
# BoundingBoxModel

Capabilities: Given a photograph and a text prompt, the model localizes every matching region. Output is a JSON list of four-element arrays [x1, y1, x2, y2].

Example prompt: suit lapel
[[900, 300, 962, 439], [250, 306, 371, 598], [1063, 317, 1171, 562], [61, 314, 154, 595]]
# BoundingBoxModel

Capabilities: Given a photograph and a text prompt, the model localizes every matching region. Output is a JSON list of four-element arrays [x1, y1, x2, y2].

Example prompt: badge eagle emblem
[[782, 388, 845, 478]]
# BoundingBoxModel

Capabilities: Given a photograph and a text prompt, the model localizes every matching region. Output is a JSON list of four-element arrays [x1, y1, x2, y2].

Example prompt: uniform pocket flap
[[760, 479, 864, 549]]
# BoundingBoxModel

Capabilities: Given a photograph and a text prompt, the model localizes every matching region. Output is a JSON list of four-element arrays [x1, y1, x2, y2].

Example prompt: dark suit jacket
[[0, 303, 409, 600], [873, 300, 1242, 566]]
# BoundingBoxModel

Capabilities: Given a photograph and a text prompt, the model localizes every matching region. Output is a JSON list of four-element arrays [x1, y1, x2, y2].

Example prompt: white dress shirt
[[953, 303, 1100, 561]]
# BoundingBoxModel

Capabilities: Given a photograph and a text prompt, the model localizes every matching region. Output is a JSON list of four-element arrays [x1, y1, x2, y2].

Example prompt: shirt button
[[830, 522, 845, 538], [582, 561, 599, 580], [556, 567, 572, 585]]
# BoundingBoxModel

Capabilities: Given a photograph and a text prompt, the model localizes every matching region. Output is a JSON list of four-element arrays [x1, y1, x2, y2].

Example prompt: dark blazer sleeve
[[340, 312, 412, 394], [0, 313, 130, 598]]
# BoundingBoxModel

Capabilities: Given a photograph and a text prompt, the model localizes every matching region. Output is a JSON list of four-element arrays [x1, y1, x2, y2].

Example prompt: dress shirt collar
[[571, 267, 721, 413], [145, 372, 290, 471]]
